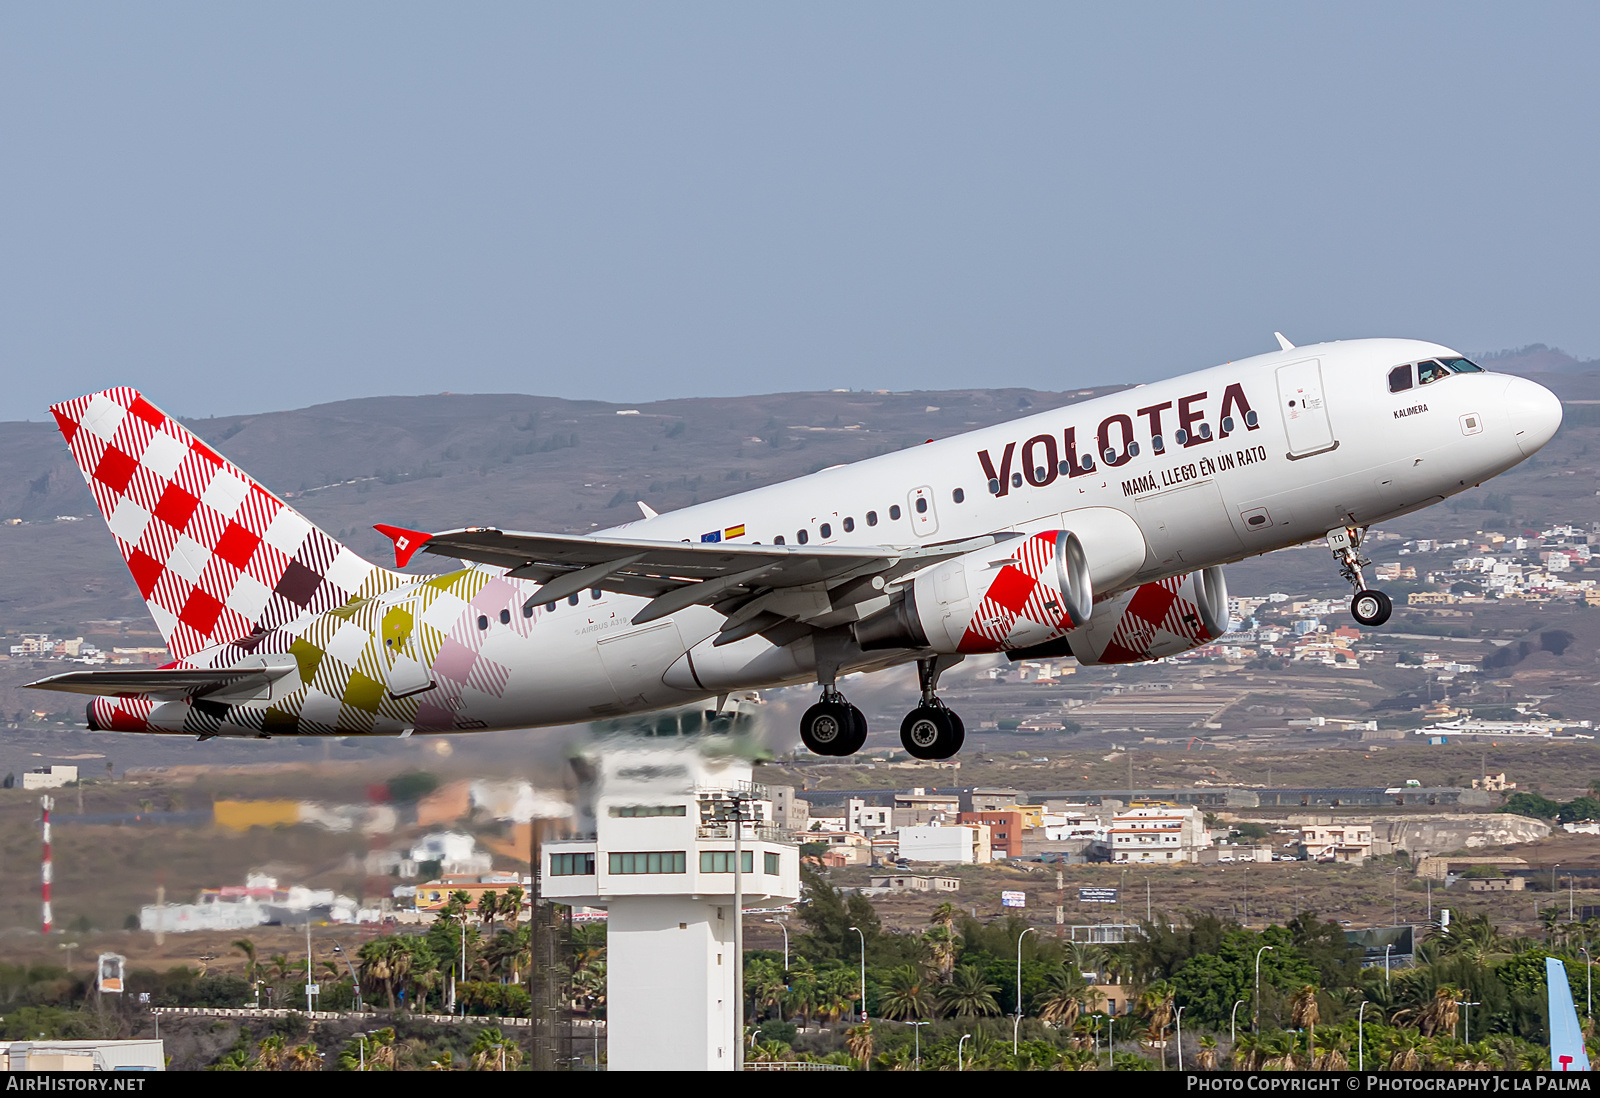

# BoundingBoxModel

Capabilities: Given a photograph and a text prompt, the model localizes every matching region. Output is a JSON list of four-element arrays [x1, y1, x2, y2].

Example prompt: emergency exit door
[[1276, 358, 1337, 458]]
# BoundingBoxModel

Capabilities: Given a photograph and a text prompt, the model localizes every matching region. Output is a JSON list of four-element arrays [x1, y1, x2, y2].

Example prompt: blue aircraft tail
[[1548, 957, 1591, 1071]]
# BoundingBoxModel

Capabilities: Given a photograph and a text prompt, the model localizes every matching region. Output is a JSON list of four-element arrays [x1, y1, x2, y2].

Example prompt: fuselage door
[[1276, 358, 1337, 458], [908, 486, 939, 537], [382, 601, 435, 699]]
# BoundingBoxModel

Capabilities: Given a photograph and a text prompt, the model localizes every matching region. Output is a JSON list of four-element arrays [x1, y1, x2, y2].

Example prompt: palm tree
[[232, 938, 258, 989], [1036, 964, 1092, 1028], [939, 964, 1001, 1018], [1195, 1034, 1220, 1070], [1386, 1028, 1423, 1071], [284, 1043, 321, 1071], [501, 886, 525, 931], [469, 1027, 523, 1070], [785, 960, 819, 1026], [819, 967, 859, 1024], [1289, 985, 1319, 1063], [844, 1022, 874, 1068], [924, 926, 959, 984], [1230, 1032, 1262, 1071], [1137, 980, 1176, 1068], [1313, 1031, 1350, 1071], [1056, 1047, 1101, 1071], [1258, 1030, 1300, 1071], [1416, 987, 1462, 1038], [250, 1035, 287, 1071], [877, 964, 935, 1021]]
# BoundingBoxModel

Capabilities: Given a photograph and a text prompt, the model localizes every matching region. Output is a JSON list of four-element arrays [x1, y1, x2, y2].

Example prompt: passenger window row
[[773, 485, 976, 545], [476, 588, 603, 629]]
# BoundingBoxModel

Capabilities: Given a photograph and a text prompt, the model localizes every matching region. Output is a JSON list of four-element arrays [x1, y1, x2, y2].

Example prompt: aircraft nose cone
[[1503, 375, 1562, 456]]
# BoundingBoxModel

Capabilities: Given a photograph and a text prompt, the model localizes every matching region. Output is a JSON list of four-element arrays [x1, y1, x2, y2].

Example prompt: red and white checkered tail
[[50, 389, 400, 661], [1067, 566, 1231, 665]]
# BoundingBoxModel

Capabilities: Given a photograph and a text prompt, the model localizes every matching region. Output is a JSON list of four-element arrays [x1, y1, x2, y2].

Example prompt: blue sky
[[2, 4, 1597, 419]]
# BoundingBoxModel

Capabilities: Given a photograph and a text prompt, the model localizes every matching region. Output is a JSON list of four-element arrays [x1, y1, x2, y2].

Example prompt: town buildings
[[1108, 803, 1213, 864]]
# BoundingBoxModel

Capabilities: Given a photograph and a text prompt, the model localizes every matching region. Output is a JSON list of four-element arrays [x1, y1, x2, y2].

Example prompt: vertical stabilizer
[[1548, 957, 1591, 1071], [49, 388, 401, 661]]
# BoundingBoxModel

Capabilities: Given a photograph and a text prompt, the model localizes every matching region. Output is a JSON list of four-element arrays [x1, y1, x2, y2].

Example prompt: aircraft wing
[[26, 666, 292, 702], [376, 523, 1006, 642]]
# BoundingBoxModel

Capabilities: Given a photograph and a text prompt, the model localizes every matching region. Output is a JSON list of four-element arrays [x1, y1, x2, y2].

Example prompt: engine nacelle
[[855, 531, 1092, 654], [1065, 567, 1230, 665]]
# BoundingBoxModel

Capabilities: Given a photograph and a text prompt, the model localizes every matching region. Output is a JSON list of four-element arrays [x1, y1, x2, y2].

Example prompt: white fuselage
[[157, 337, 1563, 735]]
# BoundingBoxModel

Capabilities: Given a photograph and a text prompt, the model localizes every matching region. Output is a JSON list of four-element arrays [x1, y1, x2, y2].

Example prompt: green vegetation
[[384, 771, 440, 803], [1499, 791, 1600, 823], [736, 868, 1596, 1069]]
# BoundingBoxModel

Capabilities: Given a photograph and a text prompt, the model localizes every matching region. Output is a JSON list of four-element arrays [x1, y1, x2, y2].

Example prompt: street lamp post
[[1014, 926, 1036, 1054], [326, 939, 362, 1013], [1230, 999, 1246, 1048], [1254, 945, 1274, 1033], [767, 918, 789, 971], [909, 1020, 930, 1066], [1583, 946, 1593, 1020], [1384, 943, 1393, 986], [1175, 1005, 1186, 1070], [848, 925, 867, 1026], [1358, 1002, 1368, 1070], [958, 1033, 971, 1071], [357, 1032, 368, 1071], [1456, 1000, 1481, 1043]]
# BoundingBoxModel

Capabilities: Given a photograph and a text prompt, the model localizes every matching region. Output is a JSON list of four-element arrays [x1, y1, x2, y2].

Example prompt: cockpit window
[[1441, 357, 1484, 373], [1418, 359, 1450, 385], [1388, 365, 1414, 393]]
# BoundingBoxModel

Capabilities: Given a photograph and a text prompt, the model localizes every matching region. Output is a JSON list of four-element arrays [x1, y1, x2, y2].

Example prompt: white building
[[540, 743, 799, 1072], [1109, 804, 1212, 864], [22, 766, 77, 790], [408, 832, 493, 876], [898, 824, 992, 864]]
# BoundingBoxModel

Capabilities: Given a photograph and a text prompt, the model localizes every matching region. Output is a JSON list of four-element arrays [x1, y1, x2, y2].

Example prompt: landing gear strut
[[899, 656, 966, 761], [1328, 525, 1392, 628], [799, 687, 867, 757]]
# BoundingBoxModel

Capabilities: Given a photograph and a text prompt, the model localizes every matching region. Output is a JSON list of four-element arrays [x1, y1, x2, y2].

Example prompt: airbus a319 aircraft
[[30, 336, 1561, 760]]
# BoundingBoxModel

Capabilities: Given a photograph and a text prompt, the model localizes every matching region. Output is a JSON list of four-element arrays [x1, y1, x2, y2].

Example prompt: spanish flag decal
[[725, 524, 746, 539]]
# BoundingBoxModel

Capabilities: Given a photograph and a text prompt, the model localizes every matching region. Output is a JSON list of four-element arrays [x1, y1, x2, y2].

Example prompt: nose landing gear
[[899, 656, 966, 760], [1329, 525, 1393, 627]]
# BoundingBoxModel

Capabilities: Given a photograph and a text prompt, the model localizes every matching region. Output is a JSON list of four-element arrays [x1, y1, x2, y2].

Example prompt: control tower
[[541, 738, 799, 1071]]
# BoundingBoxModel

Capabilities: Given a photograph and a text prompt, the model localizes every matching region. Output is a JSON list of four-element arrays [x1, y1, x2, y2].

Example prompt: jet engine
[[1063, 567, 1230, 665], [855, 530, 1092, 654]]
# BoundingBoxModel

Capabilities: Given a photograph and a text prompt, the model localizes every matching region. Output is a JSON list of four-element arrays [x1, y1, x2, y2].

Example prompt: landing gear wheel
[[800, 701, 851, 755], [900, 705, 963, 760], [1351, 588, 1393, 627], [840, 704, 869, 756]]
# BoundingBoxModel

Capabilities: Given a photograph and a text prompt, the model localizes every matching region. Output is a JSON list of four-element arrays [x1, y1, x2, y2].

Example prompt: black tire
[[837, 704, 869, 756], [900, 705, 962, 760], [1351, 588, 1393, 627], [949, 710, 966, 754], [800, 701, 853, 756]]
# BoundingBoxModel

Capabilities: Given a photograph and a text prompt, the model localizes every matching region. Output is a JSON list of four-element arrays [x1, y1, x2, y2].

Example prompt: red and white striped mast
[[40, 795, 53, 935]]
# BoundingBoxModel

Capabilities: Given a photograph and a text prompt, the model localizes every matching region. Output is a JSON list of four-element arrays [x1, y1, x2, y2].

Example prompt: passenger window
[[1418, 360, 1449, 385], [915, 497, 928, 514], [1388, 365, 1413, 393], [477, 615, 489, 630], [952, 488, 965, 503], [523, 604, 534, 618], [1011, 472, 1023, 488], [889, 505, 901, 520], [591, 589, 602, 600], [819, 523, 832, 539], [843, 516, 855, 533], [546, 602, 556, 612], [774, 535, 785, 545], [866, 511, 878, 526], [499, 609, 511, 625], [797, 529, 809, 545], [568, 594, 580, 606]]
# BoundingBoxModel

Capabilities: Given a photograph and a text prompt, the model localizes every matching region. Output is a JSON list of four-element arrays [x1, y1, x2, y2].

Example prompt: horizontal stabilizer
[[26, 664, 293, 702]]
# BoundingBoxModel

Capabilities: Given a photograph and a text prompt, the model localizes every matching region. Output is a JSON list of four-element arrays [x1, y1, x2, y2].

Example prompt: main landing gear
[[1328, 525, 1393, 628], [799, 688, 867, 757], [899, 657, 965, 761]]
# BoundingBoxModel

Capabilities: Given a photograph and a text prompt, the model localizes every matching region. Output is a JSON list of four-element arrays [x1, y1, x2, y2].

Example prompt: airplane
[[28, 335, 1561, 760]]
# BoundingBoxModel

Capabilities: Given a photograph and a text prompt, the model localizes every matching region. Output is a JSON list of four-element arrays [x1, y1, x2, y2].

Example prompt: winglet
[[1274, 332, 1295, 351], [374, 524, 433, 568], [637, 501, 659, 519]]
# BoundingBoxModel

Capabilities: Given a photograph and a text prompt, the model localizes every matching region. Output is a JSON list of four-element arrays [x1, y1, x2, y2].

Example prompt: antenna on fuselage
[[1274, 332, 1295, 351]]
